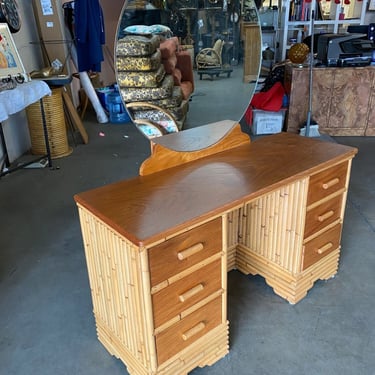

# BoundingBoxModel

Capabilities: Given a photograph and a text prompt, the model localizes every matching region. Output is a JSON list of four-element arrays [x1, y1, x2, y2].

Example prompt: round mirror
[[115, 0, 262, 141]]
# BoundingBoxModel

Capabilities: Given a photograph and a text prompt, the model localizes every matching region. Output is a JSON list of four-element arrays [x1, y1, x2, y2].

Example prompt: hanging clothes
[[74, 0, 105, 72]]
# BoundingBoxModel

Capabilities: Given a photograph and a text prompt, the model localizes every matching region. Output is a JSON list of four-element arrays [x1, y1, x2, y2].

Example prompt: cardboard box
[[251, 109, 286, 135], [32, 0, 70, 74]]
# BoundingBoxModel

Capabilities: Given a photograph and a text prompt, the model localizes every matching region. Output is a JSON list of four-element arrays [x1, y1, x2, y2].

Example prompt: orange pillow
[[172, 68, 182, 85], [159, 37, 178, 59], [162, 54, 177, 74]]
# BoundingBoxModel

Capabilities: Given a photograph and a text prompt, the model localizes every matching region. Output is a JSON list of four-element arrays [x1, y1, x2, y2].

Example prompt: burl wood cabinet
[[284, 64, 375, 136], [75, 125, 357, 375]]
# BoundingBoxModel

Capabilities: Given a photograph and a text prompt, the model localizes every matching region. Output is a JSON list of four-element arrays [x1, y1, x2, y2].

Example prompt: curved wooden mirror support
[[115, 0, 262, 151]]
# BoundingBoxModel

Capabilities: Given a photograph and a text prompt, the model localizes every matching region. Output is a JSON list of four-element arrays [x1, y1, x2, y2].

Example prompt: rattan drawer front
[[152, 259, 222, 330], [302, 223, 342, 270], [148, 218, 222, 287], [307, 162, 348, 206], [304, 195, 343, 239], [155, 296, 222, 365]]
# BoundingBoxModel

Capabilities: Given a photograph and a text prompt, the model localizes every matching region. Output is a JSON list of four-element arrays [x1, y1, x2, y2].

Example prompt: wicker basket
[[26, 87, 72, 159]]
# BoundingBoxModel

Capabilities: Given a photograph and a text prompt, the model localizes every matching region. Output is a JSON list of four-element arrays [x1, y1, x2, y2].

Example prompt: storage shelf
[[279, 0, 367, 61]]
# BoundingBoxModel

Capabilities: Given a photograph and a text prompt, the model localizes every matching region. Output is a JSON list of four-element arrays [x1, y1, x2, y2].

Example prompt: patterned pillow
[[117, 34, 160, 57], [116, 50, 161, 72], [124, 24, 172, 37], [120, 74, 174, 102], [117, 65, 166, 88]]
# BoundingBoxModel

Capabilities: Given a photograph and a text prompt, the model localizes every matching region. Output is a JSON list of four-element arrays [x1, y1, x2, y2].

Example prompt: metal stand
[[0, 98, 53, 177]]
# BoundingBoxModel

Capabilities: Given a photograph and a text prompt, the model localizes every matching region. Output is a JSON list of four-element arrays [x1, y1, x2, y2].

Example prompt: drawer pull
[[177, 243, 204, 260], [182, 322, 206, 341], [179, 284, 204, 302], [316, 242, 333, 255], [322, 178, 340, 190], [318, 210, 334, 222]]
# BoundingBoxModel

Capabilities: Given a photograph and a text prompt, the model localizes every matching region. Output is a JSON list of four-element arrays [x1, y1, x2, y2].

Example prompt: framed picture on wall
[[0, 23, 27, 82]]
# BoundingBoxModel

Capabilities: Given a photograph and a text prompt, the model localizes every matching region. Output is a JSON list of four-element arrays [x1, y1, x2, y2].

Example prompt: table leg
[[0, 98, 53, 177], [0, 122, 10, 168], [39, 98, 53, 168]]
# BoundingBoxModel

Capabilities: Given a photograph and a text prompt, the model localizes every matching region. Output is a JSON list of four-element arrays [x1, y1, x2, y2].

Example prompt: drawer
[[152, 259, 222, 329], [302, 223, 342, 270], [155, 296, 222, 365], [307, 162, 348, 206], [304, 195, 343, 239], [148, 218, 222, 287]]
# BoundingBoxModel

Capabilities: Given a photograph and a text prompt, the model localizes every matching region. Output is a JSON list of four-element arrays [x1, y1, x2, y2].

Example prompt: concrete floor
[[1, 104, 374, 374]]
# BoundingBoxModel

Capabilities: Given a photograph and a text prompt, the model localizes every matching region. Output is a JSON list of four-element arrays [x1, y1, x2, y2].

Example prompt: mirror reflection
[[115, 0, 261, 139]]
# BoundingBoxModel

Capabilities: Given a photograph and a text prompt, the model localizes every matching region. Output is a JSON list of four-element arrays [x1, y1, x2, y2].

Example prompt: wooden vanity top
[[74, 132, 357, 246]]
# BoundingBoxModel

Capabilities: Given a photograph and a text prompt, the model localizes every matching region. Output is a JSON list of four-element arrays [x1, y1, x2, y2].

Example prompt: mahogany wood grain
[[155, 297, 222, 364], [302, 224, 341, 270], [307, 161, 348, 206], [152, 259, 222, 329], [140, 121, 250, 176], [304, 195, 343, 239], [148, 218, 222, 287], [74, 132, 357, 246]]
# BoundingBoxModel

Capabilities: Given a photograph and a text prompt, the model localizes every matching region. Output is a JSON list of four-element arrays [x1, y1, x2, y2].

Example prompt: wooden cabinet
[[233, 159, 352, 304], [75, 128, 357, 373], [242, 22, 261, 82], [76, 208, 228, 375], [302, 161, 349, 269], [284, 65, 375, 136], [367, 88, 375, 136]]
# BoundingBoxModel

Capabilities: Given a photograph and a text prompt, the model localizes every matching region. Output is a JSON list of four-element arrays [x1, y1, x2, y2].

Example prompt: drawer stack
[[77, 207, 228, 375], [302, 162, 349, 270], [148, 217, 229, 372], [231, 160, 352, 304]]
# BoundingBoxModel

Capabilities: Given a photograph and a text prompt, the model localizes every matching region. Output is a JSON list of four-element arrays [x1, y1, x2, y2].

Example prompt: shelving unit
[[258, 7, 280, 69], [280, 0, 368, 60]]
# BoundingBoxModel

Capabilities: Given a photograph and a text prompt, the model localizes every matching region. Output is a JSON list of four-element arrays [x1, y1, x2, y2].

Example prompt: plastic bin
[[251, 109, 286, 135], [96, 86, 115, 112], [107, 92, 131, 124]]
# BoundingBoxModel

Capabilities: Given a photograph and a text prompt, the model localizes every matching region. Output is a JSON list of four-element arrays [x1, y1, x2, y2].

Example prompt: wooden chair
[[195, 39, 224, 70]]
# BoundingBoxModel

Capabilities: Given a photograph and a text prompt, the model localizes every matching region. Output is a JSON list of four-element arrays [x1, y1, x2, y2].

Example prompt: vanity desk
[[74, 122, 357, 375]]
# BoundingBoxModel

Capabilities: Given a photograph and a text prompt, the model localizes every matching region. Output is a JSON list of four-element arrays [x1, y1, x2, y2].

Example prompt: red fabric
[[251, 82, 285, 111], [245, 82, 286, 126]]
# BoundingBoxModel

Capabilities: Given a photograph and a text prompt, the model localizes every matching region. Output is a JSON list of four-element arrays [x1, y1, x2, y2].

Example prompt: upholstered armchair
[[159, 37, 194, 100]]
